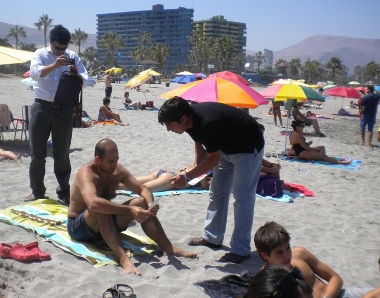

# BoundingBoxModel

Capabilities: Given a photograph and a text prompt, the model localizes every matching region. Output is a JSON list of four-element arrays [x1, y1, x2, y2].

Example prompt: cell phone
[[67, 58, 75, 65], [148, 197, 161, 211]]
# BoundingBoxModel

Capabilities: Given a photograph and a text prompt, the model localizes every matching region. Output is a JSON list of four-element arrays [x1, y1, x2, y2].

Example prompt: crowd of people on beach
[[1, 23, 380, 298]]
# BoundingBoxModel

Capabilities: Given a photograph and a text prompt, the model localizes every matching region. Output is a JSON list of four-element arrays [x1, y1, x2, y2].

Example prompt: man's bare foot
[[121, 258, 141, 275], [366, 143, 372, 147], [164, 246, 197, 259], [360, 142, 365, 146]]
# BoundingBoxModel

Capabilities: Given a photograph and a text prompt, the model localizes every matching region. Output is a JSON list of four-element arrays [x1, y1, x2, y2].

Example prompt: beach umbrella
[[374, 85, 380, 92], [23, 70, 30, 77], [104, 67, 122, 74], [124, 73, 152, 89], [355, 86, 367, 93], [0, 46, 34, 65], [209, 71, 249, 85], [175, 71, 193, 75], [160, 76, 269, 109], [171, 75, 196, 84], [139, 68, 162, 76], [348, 81, 361, 85], [324, 86, 361, 99], [194, 72, 207, 78], [261, 84, 325, 102], [271, 79, 310, 87]]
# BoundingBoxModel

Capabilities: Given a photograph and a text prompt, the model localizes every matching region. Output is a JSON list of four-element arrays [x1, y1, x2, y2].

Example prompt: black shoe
[[57, 192, 70, 205], [188, 237, 222, 249], [218, 252, 251, 264]]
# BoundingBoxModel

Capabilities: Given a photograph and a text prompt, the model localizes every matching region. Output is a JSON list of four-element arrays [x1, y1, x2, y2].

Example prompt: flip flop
[[112, 284, 137, 298], [0, 243, 39, 262], [22, 242, 51, 261], [272, 152, 277, 158], [265, 152, 271, 158], [103, 288, 118, 298]]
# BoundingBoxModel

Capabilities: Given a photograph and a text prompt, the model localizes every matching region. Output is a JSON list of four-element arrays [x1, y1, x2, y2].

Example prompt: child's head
[[103, 97, 110, 105], [124, 91, 129, 97], [254, 221, 291, 264]]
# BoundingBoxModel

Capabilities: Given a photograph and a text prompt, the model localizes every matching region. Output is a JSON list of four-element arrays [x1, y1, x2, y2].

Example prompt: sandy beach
[[0, 75, 379, 297]]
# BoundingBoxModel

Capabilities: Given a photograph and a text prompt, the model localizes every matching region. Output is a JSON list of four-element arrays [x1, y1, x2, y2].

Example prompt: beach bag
[[146, 101, 154, 108], [256, 175, 283, 197], [54, 70, 83, 108]]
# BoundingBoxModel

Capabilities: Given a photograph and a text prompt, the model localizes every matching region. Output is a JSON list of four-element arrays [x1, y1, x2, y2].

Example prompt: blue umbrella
[[171, 75, 196, 84], [375, 85, 380, 92]]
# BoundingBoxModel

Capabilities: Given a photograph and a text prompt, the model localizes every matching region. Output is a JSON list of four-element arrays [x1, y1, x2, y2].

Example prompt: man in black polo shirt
[[158, 97, 264, 263]]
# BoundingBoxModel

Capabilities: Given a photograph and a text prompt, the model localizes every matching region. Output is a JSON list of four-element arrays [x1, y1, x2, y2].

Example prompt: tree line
[[2, 14, 379, 83]]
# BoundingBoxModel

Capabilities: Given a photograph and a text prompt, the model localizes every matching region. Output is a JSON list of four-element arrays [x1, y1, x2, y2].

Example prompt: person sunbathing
[[289, 120, 351, 165], [292, 102, 326, 137], [0, 148, 21, 162], [135, 164, 210, 192], [98, 97, 128, 126], [305, 111, 335, 120], [123, 92, 142, 110]]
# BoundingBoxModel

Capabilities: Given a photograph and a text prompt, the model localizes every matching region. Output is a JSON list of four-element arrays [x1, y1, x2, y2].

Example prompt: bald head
[[95, 138, 118, 159]]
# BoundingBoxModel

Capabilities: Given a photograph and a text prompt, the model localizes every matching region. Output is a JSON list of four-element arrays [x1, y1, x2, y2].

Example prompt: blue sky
[[2, 0, 379, 52]]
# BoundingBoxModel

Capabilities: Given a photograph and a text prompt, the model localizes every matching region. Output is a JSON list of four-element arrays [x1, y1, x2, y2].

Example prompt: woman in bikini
[[289, 120, 351, 165], [135, 164, 210, 192]]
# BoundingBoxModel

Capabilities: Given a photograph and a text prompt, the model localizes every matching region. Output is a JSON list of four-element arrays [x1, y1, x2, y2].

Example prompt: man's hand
[[169, 174, 187, 189], [131, 206, 150, 224]]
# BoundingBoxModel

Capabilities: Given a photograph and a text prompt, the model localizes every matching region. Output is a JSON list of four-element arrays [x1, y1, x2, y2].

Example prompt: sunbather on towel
[[0, 148, 20, 162], [135, 164, 211, 192], [67, 138, 196, 276], [289, 120, 351, 165]]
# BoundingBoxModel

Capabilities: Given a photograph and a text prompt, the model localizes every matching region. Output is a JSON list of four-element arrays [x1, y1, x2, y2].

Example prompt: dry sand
[[0, 76, 379, 297]]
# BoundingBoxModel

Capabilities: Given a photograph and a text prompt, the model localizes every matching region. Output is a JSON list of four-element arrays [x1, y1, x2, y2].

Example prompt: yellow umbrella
[[308, 84, 320, 89], [271, 79, 310, 87], [176, 71, 193, 75], [105, 67, 122, 74], [0, 46, 34, 65], [348, 81, 361, 85], [124, 73, 152, 89], [139, 68, 162, 76]]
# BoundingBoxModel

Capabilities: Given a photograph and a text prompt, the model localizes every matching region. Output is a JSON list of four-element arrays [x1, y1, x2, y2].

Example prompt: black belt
[[35, 98, 67, 107]]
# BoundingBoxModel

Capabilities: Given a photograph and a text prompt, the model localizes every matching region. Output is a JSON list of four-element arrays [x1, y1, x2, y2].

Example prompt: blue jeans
[[29, 100, 73, 197], [203, 148, 264, 256]]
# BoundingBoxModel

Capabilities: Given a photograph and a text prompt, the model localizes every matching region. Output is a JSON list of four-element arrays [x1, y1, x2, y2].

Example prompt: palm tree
[[0, 37, 12, 47], [274, 59, 287, 76], [150, 43, 171, 70], [325, 57, 343, 82], [19, 42, 37, 52], [135, 31, 155, 48], [364, 61, 380, 83], [82, 46, 97, 72], [301, 59, 321, 83], [6, 25, 27, 49], [232, 53, 246, 74], [70, 28, 88, 55], [213, 36, 235, 71], [189, 30, 214, 73], [287, 58, 302, 78], [34, 14, 54, 47], [254, 51, 265, 73], [131, 45, 150, 63], [99, 32, 125, 67]]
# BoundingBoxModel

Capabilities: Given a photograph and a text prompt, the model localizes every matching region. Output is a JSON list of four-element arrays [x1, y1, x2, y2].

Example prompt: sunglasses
[[52, 44, 68, 51], [270, 266, 304, 298]]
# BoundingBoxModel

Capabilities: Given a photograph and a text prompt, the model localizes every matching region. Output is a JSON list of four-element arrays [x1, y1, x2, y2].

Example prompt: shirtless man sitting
[[67, 138, 196, 275], [292, 102, 326, 137]]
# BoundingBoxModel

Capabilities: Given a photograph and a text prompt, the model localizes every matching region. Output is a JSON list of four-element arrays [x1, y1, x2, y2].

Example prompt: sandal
[[113, 284, 136, 298], [218, 252, 250, 264], [103, 288, 119, 298], [0, 243, 39, 262], [187, 237, 222, 249], [23, 242, 51, 261]]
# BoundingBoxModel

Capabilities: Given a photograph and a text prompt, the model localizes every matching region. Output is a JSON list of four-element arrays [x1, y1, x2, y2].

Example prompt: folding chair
[[0, 104, 24, 144]]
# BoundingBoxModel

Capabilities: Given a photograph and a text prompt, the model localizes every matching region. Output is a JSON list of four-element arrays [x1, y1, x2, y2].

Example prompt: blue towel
[[117, 188, 209, 197], [281, 157, 362, 170]]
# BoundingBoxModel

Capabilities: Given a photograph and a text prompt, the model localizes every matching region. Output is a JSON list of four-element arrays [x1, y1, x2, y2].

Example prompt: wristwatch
[[182, 173, 191, 183]]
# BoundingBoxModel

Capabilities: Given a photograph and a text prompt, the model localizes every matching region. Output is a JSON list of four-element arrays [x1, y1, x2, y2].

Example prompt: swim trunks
[[292, 143, 305, 156], [67, 212, 100, 241]]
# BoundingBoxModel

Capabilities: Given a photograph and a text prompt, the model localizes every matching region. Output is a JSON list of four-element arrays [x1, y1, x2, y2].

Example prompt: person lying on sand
[[305, 111, 335, 120], [253, 221, 376, 298], [67, 138, 196, 275], [135, 164, 210, 193], [0, 148, 21, 162], [289, 120, 351, 165]]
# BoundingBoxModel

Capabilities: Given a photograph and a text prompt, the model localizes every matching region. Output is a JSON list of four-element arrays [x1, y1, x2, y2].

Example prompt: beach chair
[[0, 104, 24, 144]]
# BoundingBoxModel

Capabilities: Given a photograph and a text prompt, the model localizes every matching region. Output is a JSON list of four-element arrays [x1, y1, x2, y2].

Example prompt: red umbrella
[[324, 86, 361, 99], [354, 86, 367, 93], [23, 70, 30, 77], [209, 71, 249, 85]]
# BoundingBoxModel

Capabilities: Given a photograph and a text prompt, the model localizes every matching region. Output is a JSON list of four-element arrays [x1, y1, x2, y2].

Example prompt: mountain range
[[2, 22, 379, 74]]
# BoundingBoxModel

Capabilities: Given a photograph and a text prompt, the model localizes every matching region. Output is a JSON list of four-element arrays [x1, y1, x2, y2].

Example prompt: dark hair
[[103, 97, 110, 105], [291, 120, 304, 130], [254, 221, 291, 261], [158, 96, 193, 125], [94, 138, 117, 159], [244, 265, 313, 298], [367, 85, 374, 93], [49, 25, 71, 45], [124, 91, 129, 97]]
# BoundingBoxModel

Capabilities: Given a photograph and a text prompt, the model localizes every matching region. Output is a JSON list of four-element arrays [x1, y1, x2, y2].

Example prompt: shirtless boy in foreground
[[254, 222, 375, 298], [67, 138, 196, 275]]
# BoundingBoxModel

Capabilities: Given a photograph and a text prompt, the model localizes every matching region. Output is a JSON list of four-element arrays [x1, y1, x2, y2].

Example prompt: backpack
[[256, 175, 283, 197]]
